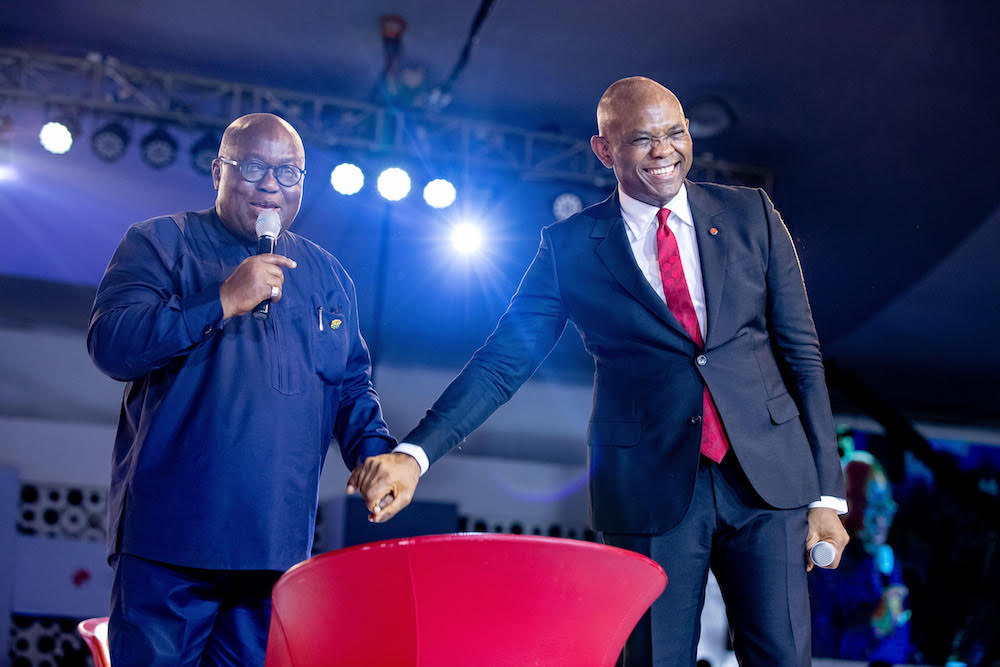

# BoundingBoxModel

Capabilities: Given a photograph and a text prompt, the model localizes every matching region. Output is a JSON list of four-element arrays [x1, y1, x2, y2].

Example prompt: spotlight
[[39, 121, 74, 154], [139, 127, 178, 170], [450, 223, 484, 255], [685, 95, 736, 139], [189, 132, 219, 176], [330, 162, 364, 195], [376, 167, 411, 201], [552, 192, 583, 220], [90, 121, 130, 163], [423, 178, 456, 209]]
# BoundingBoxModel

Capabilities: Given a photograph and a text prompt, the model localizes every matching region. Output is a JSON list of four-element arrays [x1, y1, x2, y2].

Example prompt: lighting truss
[[0, 49, 772, 190]]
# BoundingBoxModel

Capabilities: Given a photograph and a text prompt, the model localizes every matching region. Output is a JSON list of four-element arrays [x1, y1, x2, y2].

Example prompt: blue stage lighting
[[450, 223, 484, 255], [91, 121, 130, 163], [423, 178, 456, 209], [330, 163, 364, 195], [189, 132, 219, 175], [39, 121, 73, 154], [139, 127, 179, 170], [377, 167, 411, 201]]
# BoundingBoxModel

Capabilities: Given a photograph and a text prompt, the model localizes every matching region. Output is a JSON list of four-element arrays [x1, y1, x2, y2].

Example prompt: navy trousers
[[603, 454, 812, 667], [110, 554, 281, 667]]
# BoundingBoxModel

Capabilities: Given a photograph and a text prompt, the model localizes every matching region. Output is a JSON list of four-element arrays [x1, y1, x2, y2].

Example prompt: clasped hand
[[347, 453, 421, 523]]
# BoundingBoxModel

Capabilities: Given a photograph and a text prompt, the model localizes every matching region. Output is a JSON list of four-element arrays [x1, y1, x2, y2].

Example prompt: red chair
[[265, 533, 666, 666], [77, 616, 111, 667]]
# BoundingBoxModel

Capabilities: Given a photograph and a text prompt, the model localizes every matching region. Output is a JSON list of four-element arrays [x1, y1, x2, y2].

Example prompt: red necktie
[[656, 208, 730, 463]]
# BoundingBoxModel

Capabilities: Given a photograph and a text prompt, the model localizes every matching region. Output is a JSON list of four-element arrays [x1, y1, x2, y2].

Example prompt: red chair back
[[265, 533, 666, 666], [77, 616, 111, 667]]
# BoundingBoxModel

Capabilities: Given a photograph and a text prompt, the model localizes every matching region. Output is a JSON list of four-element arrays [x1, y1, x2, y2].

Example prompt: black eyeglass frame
[[217, 156, 306, 187]]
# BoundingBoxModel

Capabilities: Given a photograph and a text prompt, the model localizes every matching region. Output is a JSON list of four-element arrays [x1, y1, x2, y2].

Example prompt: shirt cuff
[[809, 496, 848, 514], [393, 443, 429, 476], [180, 288, 225, 340]]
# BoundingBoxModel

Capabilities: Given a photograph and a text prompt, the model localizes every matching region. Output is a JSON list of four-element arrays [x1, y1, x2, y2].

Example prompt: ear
[[590, 135, 614, 169], [211, 158, 221, 190]]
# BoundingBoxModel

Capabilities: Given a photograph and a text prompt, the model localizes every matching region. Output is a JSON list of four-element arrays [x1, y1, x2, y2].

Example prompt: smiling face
[[212, 113, 305, 242], [590, 77, 693, 207]]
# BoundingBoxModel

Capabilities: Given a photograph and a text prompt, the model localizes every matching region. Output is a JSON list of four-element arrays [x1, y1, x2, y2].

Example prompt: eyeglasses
[[218, 157, 306, 187]]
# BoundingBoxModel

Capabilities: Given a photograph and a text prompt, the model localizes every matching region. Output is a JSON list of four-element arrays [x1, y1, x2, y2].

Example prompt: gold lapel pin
[[330, 318, 342, 330]]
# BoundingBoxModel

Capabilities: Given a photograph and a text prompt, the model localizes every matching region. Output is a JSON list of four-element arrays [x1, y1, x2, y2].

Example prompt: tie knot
[[656, 208, 672, 226]]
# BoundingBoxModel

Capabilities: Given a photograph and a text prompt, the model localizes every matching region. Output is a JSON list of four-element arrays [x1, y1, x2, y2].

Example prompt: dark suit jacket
[[406, 182, 845, 534]]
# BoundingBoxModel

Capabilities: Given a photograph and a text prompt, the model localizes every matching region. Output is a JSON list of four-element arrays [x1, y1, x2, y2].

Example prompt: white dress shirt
[[618, 185, 706, 339], [396, 185, 846, 514]]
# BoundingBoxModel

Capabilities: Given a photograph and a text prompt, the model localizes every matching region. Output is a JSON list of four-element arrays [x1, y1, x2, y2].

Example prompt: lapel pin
[[709, 227, 719, 236], [330, 318, 342, 330]]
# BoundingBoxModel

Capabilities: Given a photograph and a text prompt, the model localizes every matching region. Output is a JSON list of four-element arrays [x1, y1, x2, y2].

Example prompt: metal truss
[[0, 48, 772, 190]]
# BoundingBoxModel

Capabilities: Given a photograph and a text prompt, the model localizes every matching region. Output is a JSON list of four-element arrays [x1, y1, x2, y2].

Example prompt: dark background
[[3, 0, 999, 428]]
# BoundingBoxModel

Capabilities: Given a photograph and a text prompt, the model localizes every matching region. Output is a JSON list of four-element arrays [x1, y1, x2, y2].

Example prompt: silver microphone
[[252, 210, 282, 321], [810, 540, 836, 567]]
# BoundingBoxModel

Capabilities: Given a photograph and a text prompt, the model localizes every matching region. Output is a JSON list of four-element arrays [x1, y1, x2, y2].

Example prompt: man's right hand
[[346, 453, 421, 523], [219, 254, 297, 319]]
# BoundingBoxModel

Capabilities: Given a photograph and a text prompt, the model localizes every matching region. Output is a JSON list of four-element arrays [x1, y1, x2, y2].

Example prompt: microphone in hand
[[252, 210, 282, 320], [810, 540, 836, 568]]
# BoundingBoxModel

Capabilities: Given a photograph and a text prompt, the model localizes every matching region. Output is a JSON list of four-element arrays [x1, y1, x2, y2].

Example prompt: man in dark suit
[[351, 76, 849, 665]]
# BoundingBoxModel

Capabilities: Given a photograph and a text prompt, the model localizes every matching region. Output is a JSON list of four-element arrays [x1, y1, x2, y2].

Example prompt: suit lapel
[[687, 183, 728, 348], [591, 192, 693, 340]]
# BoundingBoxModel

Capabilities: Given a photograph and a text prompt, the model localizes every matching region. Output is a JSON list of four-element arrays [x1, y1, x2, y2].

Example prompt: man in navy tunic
[[88, 113, 413, 665]]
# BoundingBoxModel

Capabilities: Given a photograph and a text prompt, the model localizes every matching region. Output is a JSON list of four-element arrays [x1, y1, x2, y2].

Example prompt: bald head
[[590, 76, 693, 207], [213, 113, 306, 241], [219, 113, 304, 161], [596, 77, 684, 137]]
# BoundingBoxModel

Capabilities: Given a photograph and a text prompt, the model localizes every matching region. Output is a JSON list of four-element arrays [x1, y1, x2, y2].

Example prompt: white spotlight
[[423, 178, 456, 209], [376, 167, 411, 201], [330, 163, 364, 195], [552, 192, 583, 220], [39, 121, 73, 154], [450, 223, 484, 255]]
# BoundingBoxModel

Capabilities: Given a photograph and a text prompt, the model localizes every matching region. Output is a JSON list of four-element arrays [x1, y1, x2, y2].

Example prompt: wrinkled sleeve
[[404, 227, 568, 465], [332, 268, 395, 470], [87, 222, 224, 381], [760, 190, 844, 499]]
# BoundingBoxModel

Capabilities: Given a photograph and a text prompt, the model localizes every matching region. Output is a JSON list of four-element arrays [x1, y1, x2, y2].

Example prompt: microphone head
[[255, 210, 281, 239], [810, 541, 836, 568]]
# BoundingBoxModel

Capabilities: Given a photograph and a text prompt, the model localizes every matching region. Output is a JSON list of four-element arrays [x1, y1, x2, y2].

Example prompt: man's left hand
[[346, 453, 421, 523], [805, 507, 850, 571]]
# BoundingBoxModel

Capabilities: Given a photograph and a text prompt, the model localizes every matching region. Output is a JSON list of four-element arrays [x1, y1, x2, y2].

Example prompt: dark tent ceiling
[[3, 0, 999, 427]]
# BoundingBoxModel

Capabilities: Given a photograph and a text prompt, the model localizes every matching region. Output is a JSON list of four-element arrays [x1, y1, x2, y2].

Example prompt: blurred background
[[1, 1, 998, 665]]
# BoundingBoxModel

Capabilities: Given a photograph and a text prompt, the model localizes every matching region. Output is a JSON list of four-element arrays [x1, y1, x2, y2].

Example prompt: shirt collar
[[618, 184, 693, 240]]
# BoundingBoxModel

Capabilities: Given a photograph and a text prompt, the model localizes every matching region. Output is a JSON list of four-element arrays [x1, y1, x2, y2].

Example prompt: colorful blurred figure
[[810, 451, 914, 663]]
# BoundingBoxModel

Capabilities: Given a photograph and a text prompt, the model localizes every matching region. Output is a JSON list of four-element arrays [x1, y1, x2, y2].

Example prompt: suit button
[[696, 354, 707, 366], [690, 415, 703, 424]]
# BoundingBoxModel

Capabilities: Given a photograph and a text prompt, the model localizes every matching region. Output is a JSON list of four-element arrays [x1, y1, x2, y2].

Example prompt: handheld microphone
[[810, 540, 836, 568], [252, 210, 282, 321]]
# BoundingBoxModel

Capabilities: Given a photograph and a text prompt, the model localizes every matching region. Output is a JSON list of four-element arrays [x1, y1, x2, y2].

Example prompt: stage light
[[139, 127, 178, 170], [377, 167, 410, 201], [90, 121, 130, 163], [0, 165, 16, 182], [686, 95, 736, 139], [39, 121, 74, 154], [330, 162, 364, 195], [450, 223, 484, 255], [552, 192, 583, 220], [189, 132, 219, 175], [423, 178, 456, 209]]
